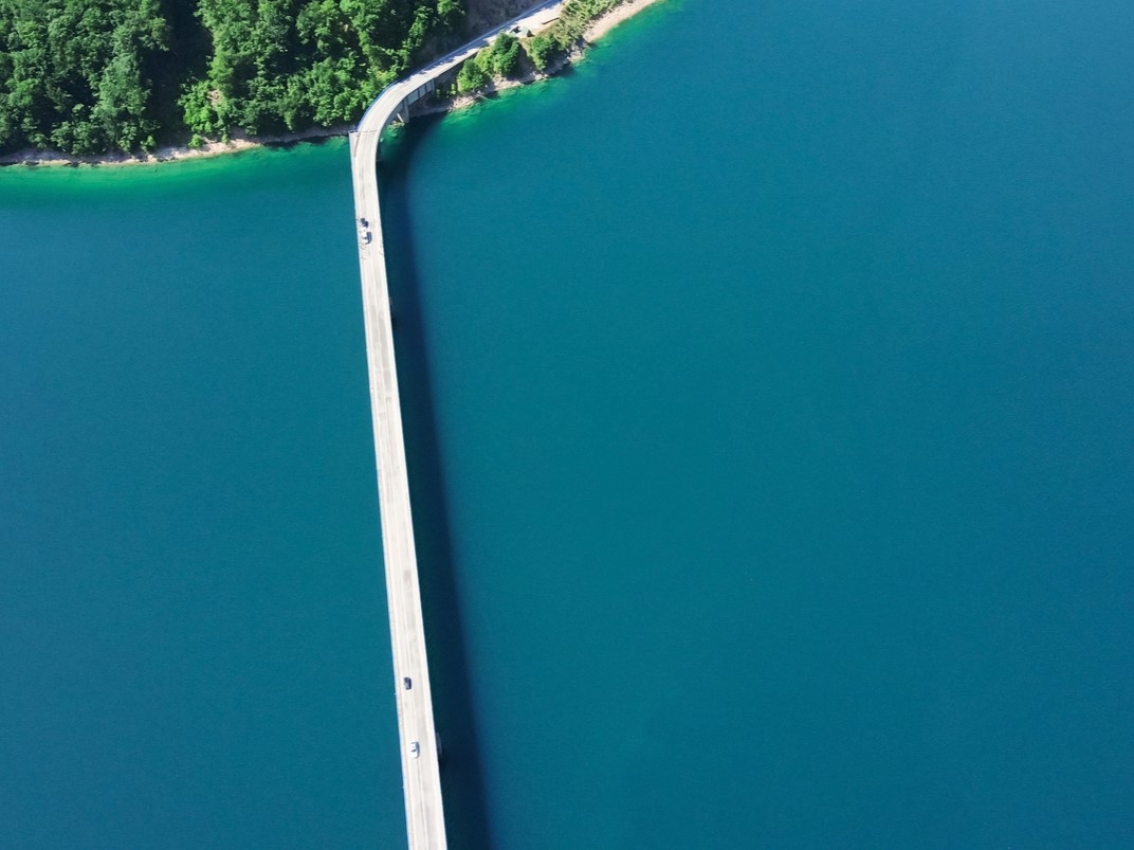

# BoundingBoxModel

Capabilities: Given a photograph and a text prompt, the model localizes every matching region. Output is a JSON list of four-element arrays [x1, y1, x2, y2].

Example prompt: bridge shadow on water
[[377, 118, 494, 850]]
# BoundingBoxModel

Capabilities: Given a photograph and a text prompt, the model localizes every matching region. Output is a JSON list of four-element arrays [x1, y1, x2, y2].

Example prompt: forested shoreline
[[0, 0, 463, 155], [0, 0, 637, 157]]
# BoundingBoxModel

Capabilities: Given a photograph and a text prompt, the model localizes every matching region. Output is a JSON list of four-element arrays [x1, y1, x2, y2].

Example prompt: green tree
[[0, 0, 171, 154], [456, 54, 489, 93], [488, 32, 520, 77], [527, 35, 556, 72], [183, 0, 465, 139]]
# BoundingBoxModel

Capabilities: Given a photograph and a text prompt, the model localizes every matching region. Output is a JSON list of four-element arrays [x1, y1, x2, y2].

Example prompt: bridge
[[348, 3, 563, 848]]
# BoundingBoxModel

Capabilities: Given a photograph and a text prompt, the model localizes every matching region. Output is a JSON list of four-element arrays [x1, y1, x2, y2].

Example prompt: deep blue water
[[0, 146, 406, 847], [3, 0, 1134, 847], [382, 0, 1134, 846]]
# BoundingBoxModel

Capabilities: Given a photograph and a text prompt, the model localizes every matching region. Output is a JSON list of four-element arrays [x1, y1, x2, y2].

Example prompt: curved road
[[348, 4, 562, 848]]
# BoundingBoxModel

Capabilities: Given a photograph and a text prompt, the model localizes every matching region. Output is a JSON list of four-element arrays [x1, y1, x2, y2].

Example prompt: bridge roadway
[[348, 3, 563, 848]]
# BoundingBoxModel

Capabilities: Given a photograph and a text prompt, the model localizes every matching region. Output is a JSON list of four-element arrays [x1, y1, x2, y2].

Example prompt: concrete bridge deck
[[348, 4, 563, 848]]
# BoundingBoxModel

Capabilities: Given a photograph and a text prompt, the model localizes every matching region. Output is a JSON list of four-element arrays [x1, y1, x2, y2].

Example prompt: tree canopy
[[455, 31, 519, 92], [0, 0, 626, 156], [0, 0, 464, 154], [0, 0, 170, 154], [182, 0, 463, 138]]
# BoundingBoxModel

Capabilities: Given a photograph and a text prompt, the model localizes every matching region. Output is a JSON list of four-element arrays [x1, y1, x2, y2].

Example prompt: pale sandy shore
[[586, 0, 664, 40], [0, 123, 352, 169], [0, 0, 666, 169]]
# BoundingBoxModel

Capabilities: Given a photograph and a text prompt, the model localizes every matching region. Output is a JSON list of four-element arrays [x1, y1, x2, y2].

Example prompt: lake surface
[[4, 0, 1134, 847], [0, 145, 406, 847]]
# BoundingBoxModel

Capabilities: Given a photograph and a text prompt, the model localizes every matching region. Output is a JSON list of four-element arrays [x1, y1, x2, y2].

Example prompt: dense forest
[[0, 0, 621, 156], [0, 0, 462, 154]]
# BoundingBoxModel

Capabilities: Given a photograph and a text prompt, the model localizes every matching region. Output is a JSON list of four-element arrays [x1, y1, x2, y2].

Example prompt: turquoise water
[[4, 0, 1134, 847]]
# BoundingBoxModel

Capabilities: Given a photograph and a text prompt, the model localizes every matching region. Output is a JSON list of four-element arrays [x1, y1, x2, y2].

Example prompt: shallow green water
[[4, 0, 1134, 847]]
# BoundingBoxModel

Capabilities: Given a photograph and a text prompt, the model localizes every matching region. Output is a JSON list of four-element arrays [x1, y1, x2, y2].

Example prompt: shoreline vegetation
[[0, 0, 663, 169], [416, 0, 662, 118]]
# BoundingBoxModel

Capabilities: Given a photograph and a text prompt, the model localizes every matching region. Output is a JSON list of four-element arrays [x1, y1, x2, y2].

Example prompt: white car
[[410, 741, 421, 759]]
